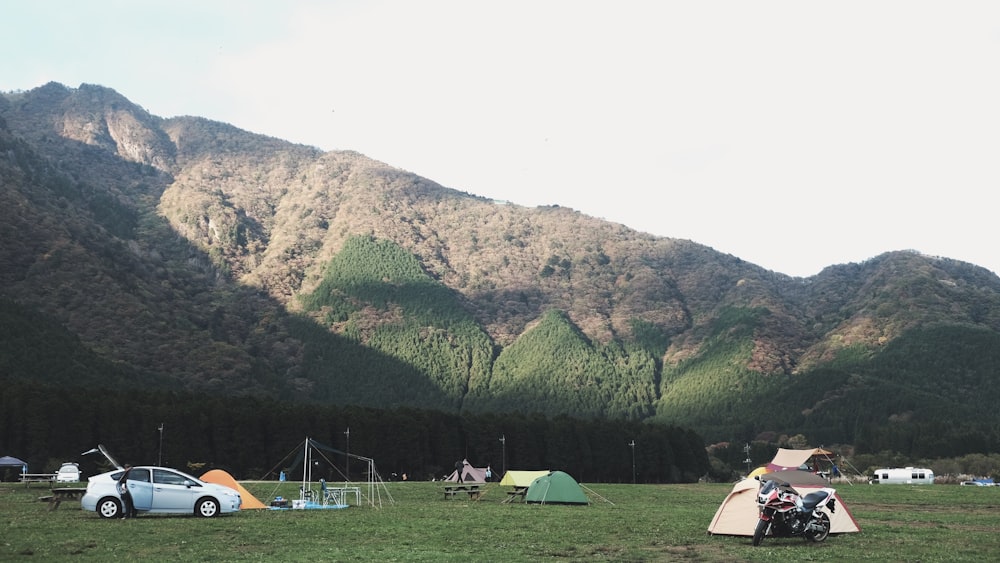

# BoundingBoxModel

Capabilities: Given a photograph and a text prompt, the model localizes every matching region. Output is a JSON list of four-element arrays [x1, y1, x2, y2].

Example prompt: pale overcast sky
[[4, 1, 999, 277]]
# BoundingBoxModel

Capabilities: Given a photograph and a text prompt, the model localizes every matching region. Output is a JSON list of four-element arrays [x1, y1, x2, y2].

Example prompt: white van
[[870, 467, 934, 485]]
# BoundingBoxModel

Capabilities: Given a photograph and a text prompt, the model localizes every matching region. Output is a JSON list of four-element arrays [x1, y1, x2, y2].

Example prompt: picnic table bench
[[39, 487, 87, 511], [20, 473, 57, 487], [503, 486, 529, 503], [443, 484, 482, 500]]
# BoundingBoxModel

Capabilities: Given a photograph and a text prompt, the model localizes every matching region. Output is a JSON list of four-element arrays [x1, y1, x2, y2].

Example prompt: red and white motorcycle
[[752, 476, 837, 546]]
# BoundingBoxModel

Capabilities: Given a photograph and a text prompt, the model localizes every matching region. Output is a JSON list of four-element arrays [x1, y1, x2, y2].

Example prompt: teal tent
[[525, 471, 589, 505]]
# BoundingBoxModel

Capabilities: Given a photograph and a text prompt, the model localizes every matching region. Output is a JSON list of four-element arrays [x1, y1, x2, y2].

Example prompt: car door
[[126, 468, 154, 511], [152, 468, 199, 512]]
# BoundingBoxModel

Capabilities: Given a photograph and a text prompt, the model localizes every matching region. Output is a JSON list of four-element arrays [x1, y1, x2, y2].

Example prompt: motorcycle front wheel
[[752, 518, 770, 546], [805, 512, 831, 542]]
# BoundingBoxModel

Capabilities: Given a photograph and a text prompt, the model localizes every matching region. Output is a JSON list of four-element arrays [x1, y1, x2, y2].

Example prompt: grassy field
[[2, 479, 999, 561]]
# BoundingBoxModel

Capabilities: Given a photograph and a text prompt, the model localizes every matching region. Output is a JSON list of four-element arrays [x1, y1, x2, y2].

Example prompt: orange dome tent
[[201, 469, 267, 510]]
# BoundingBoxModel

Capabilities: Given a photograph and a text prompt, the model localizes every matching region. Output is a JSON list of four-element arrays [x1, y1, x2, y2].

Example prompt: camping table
[[41, 487, 87, 511], [324, 486, 361, 506], [443, 484, 482, 500]]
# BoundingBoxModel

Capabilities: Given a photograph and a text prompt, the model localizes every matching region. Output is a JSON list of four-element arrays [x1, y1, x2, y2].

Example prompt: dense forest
[[0, 378, 709, 484], [3, 83, 1000, 479]]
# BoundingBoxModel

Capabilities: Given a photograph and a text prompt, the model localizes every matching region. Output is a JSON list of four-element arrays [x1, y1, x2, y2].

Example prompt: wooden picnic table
[[443, 484, 482, 500], [40, 487, 87, 511], [503, 486, 528, 503], [20, 473, 57, 487]]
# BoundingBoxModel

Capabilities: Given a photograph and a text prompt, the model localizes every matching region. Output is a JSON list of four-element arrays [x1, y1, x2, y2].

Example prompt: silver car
[[81, 466, 241, 518]]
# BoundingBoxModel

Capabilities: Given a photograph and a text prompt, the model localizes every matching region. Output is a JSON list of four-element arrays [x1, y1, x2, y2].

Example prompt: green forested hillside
[[297, 235, 494, 409], [466, 309, 658, 419], [3, 82, 1000, 472]]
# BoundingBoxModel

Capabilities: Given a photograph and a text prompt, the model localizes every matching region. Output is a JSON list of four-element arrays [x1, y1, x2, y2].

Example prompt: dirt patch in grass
[[644, 543, 749, 562]]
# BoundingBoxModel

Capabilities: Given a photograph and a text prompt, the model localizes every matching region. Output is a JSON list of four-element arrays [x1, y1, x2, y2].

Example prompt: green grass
[[3, 481, 999, 561]]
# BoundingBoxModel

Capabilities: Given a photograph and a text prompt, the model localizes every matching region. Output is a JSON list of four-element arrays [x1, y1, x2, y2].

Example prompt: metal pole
[[499, 434, 506, 476], [344, 427, 351, 482], [628, 440, 636, 484], [158, 424, 164, 466]]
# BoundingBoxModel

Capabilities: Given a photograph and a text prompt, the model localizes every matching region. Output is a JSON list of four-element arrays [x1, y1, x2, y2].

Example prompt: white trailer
[[870, 467, 935, 485]]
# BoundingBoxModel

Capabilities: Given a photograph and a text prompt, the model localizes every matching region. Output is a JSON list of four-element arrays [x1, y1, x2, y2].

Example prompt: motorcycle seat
[[801, 491, 828, 510]]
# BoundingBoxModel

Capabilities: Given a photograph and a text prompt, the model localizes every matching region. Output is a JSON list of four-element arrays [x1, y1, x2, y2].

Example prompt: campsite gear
[[752, 476, 836, 546], [262, 437, 393, 508]]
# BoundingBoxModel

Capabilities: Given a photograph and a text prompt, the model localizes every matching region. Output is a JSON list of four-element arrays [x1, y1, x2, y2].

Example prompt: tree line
[[0, 378, 709, 484]]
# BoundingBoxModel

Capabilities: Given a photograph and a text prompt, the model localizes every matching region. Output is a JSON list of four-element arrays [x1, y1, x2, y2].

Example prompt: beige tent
[[499, 470, 551, 488], [708, 470, 861, 536], [200, 469, 268, 510], [767, 448, 834, 471]]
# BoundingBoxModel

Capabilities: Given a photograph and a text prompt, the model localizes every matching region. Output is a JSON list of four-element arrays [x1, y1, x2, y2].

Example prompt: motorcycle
[[752, 476, 837, 546]]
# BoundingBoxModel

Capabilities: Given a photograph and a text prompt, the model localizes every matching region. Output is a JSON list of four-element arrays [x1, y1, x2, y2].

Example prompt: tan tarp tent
[[200, 469, 268, 510], [767, 448, 834, 471], [707, 469, 861, 536], [499, 470, 551, 487]]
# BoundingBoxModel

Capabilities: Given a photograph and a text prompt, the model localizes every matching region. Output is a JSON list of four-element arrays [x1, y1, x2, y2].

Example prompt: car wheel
[[195, 497, 220, 518], [97, 497, 122, 519]]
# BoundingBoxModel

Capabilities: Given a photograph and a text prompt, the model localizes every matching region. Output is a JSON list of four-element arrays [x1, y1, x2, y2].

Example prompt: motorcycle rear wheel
[[752, 518, 769, 546], [805, 512, 831, 542]]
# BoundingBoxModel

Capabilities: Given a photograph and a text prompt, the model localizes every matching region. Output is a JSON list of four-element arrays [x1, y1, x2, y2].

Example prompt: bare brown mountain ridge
[[3, 82, 1000, 448]]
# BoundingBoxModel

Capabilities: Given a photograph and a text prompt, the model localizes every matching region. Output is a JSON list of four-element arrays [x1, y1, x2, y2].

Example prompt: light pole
[[158, 423, 164, 466], [743, 443, 752, 476], [344, 427, 351, 482], [499, 434, 506, 476], [628, 440, 636, 484]]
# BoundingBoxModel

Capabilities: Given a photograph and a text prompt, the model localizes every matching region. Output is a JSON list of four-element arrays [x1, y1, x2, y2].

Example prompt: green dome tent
[[525, 471, 589, 505]]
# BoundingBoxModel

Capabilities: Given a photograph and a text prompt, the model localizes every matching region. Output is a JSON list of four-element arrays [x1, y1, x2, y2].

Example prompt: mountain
[[3, 82, 1000, 456]]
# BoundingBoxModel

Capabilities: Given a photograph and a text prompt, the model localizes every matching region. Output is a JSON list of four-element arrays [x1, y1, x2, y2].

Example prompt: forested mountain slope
[[3, 82, 1000, 455]]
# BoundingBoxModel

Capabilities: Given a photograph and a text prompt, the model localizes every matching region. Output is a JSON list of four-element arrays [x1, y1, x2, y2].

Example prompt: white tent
[[708, 470, 861, 536]]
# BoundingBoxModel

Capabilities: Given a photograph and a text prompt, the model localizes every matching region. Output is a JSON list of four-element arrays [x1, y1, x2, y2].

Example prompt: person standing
[[117, 465, 137, 519], [485, 465, 493, 482], [454, 460, 464, 483]]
